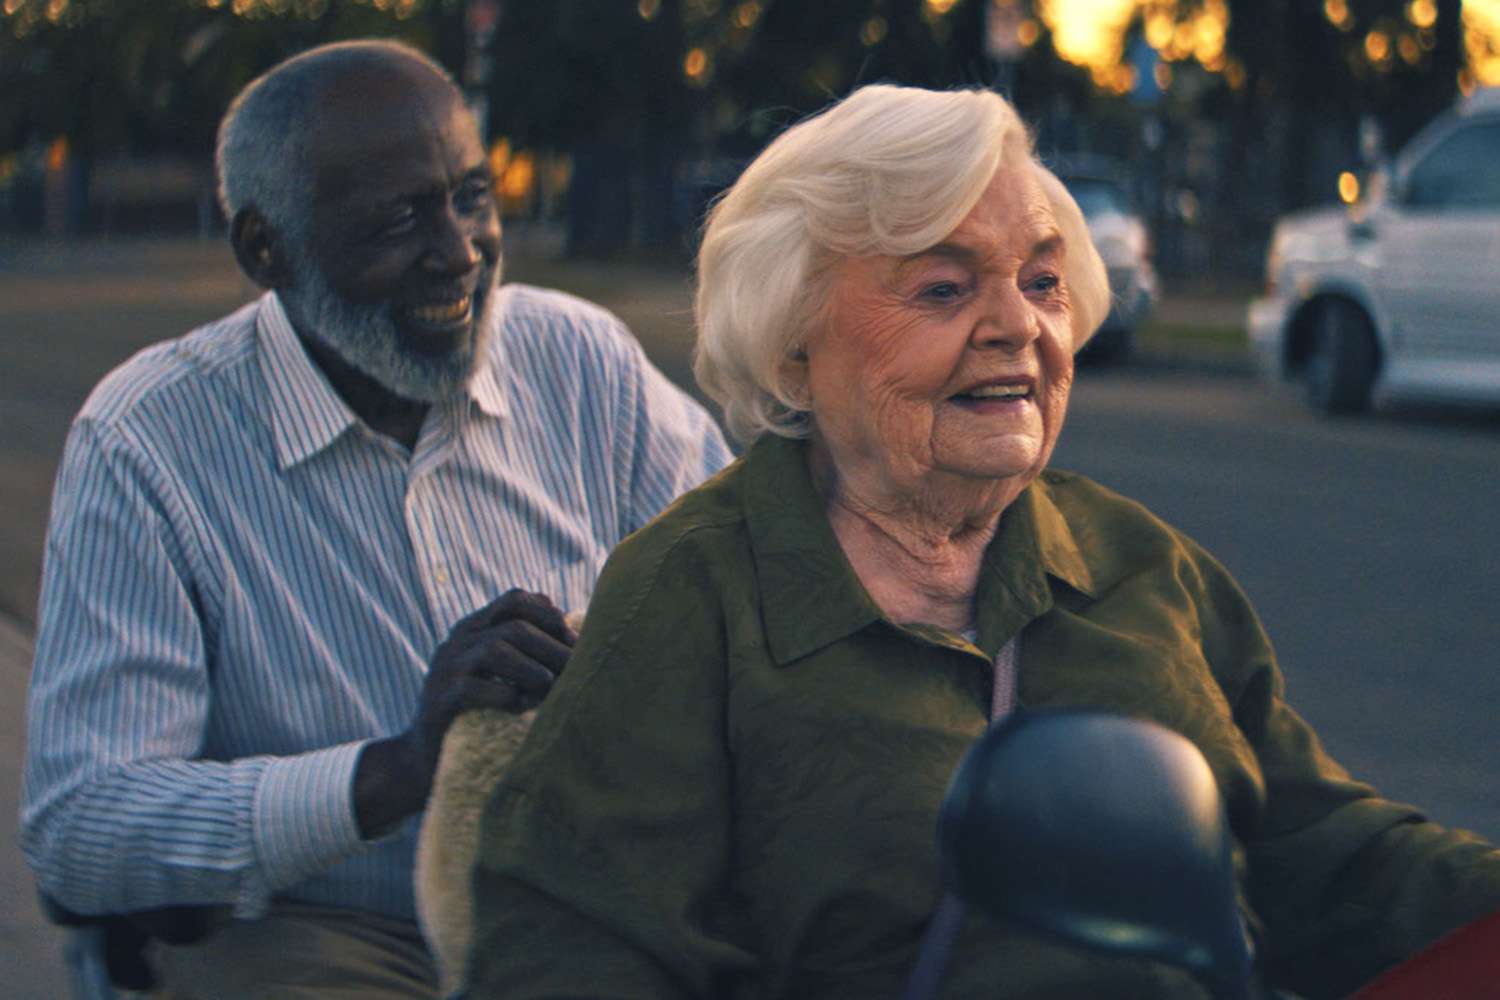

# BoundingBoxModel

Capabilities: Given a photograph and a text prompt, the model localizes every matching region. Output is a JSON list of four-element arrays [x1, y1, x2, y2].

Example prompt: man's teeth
[[410, 296, 471, 323], [966, 384, 1030, 399]]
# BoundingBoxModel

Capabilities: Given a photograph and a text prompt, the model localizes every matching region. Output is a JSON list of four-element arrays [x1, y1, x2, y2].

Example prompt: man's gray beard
[[290, 259, 500, 405]]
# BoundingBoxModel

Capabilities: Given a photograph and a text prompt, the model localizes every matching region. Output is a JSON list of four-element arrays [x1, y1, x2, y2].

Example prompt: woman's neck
[[825, 493, 997, 633], [810, 444, 1017, 634]]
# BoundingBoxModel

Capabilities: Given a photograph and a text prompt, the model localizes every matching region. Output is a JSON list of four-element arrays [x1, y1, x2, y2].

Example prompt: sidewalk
[[0, 613, 70, 998], [1129, 284, 1255, 377], [1153, 287, 1255, 331]]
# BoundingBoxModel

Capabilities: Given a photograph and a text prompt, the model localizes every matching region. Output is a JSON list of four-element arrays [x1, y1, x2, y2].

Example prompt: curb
[[1, 611, 34, 672], [1131, 348, 1255, 378], [1082, 347, 1255, 379]]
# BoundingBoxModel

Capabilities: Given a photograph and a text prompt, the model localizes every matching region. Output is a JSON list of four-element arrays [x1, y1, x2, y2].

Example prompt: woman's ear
[[230, 209, 287, 290], [778, 345, 813, 410]]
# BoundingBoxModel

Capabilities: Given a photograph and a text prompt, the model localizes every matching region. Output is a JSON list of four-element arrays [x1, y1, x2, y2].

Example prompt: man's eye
[[379, 210, 416, 237], [456, 179, 494, 212]]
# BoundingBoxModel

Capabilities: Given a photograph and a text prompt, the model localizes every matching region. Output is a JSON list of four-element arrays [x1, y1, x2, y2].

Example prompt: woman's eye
[[1026, 272, 1061, 295], [920, 281, 965, 302]]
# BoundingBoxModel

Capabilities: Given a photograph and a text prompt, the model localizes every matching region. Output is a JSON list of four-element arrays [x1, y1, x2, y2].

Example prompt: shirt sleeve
[[1185, 538, 1500, 998], [612, 335, 733, 537], [20, 418, 370, 919], [463, 526, 759, 997]]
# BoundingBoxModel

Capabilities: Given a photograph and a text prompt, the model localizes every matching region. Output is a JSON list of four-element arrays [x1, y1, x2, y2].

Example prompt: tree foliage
[[0, 0, 461, 158], [1226, 0, 1462, 145], [0, 0, 1483, 251]]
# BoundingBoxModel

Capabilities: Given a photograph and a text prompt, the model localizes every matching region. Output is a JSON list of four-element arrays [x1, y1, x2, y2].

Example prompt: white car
[[1248, 88, 1500, 413], [1058, 165, 1158, 362]]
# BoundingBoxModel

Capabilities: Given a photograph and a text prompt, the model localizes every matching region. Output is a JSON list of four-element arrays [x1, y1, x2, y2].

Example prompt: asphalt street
[[1055, 369, 1500, 842], [2, 238, 1497, 996]]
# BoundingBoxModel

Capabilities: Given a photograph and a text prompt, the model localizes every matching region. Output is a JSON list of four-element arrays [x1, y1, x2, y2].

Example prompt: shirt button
[[434, 566, 450, 586]]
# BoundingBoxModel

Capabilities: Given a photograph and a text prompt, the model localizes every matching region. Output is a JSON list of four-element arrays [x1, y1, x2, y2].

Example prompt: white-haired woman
[[455, 85, 1500, 998]]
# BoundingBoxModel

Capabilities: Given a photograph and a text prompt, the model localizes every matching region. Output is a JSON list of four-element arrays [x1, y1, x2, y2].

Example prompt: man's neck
[[295, 331, 429, 452]]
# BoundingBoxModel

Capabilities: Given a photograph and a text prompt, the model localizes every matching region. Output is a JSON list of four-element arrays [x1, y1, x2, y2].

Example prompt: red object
[[1348, 910, 1500, 999]]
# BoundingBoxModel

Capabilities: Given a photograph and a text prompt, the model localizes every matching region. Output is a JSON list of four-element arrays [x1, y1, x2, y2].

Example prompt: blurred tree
[[714, 0, 989, 129], [1174, 0, 1459, 275], [483, 0, 702, 256], [2, 0, 1486, 258], [0, 0, 458, 234], [483, 0, 997, 257], [1226, 0, 1462, 197], [1052, 0, 1470, 276]]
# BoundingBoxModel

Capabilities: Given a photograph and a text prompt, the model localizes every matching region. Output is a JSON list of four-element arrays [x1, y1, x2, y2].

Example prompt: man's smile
[[405, 295, 473, 328]]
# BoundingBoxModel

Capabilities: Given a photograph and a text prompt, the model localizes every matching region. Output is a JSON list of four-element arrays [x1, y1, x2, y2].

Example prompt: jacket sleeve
[[20, 418, 369, 919], [1186, 538, 1500, 998], [462, 524, 759, 998]]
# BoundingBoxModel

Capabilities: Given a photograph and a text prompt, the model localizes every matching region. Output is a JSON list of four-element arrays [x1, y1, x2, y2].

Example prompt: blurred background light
[[1325, 0, 1354, 31], [1041, 0, 1138, 72], [684, 46, 711, 87], [1407, 0, 1437, 29], [1337, 170, 1360, 203], [1467, 0, 1500, 83], [731, 1, 761, 29]]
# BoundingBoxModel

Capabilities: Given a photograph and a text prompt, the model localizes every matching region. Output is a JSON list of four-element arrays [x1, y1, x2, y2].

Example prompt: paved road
[[2, 239, 1497, 996], [1, 616, 70, 999], [1056, 369, 1500, 841]]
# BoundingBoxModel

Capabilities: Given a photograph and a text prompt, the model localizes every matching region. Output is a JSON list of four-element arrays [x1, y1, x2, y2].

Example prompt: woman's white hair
[[215, 39, 457, 247], [693, 83, 1111, 443]]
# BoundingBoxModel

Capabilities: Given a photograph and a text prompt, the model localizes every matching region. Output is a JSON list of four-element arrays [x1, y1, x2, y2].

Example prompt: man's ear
[[230, 208, 288, 290]]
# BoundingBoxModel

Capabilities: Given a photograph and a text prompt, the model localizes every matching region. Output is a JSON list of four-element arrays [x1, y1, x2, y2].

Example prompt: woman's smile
[[948, 375, 1037, 412]]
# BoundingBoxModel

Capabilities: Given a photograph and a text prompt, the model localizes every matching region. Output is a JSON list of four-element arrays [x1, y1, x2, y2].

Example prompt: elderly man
[[20, 39, 729, 997]]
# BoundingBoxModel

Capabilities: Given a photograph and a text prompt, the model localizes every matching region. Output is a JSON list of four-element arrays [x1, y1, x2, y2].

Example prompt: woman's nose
[[971, 283, 1040, 351]]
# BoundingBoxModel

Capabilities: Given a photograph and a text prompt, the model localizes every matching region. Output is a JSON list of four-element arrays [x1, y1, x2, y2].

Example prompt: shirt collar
[[462, 283, 516, 422], [255, 291, 360, 472], [744, 434, 1096, 667], [466, 343, 508, 420], [256, 291, 510, 470]]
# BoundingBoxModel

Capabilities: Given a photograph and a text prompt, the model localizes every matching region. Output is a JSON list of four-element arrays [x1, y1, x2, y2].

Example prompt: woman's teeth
[[965, 384, 1029, 399]]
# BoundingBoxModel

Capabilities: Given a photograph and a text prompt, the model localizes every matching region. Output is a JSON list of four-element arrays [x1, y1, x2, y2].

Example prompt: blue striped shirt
[[21, 285, 731, 922]]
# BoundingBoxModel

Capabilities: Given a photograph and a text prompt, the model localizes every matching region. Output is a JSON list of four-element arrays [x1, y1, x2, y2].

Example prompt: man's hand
[[354, 589, 577, 838]]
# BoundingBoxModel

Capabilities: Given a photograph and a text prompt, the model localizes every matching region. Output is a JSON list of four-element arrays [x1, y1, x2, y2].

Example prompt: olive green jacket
[[465, 434, 1500, 999]]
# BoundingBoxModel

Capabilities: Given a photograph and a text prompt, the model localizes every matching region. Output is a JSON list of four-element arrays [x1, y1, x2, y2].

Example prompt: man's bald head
[[215, 39, 465, 247]]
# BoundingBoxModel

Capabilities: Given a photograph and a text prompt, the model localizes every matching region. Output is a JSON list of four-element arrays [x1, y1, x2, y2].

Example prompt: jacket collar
[[744, 434, 1095, 666]]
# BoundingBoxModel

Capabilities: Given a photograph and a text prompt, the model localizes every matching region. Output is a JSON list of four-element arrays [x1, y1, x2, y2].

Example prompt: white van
[[1247, 88, 1500, 413]]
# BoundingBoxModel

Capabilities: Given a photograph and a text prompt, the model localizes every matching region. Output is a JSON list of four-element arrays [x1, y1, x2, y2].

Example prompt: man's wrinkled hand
[[354, 589, 577, 838], [407, 588, 577, 785]]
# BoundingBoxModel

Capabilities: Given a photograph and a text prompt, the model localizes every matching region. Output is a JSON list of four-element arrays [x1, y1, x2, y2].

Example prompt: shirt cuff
[[249, 741, 369, 911]]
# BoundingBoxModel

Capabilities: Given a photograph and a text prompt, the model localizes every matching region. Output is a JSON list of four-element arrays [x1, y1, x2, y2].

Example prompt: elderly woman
[[453, 85, 1500, 998]]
